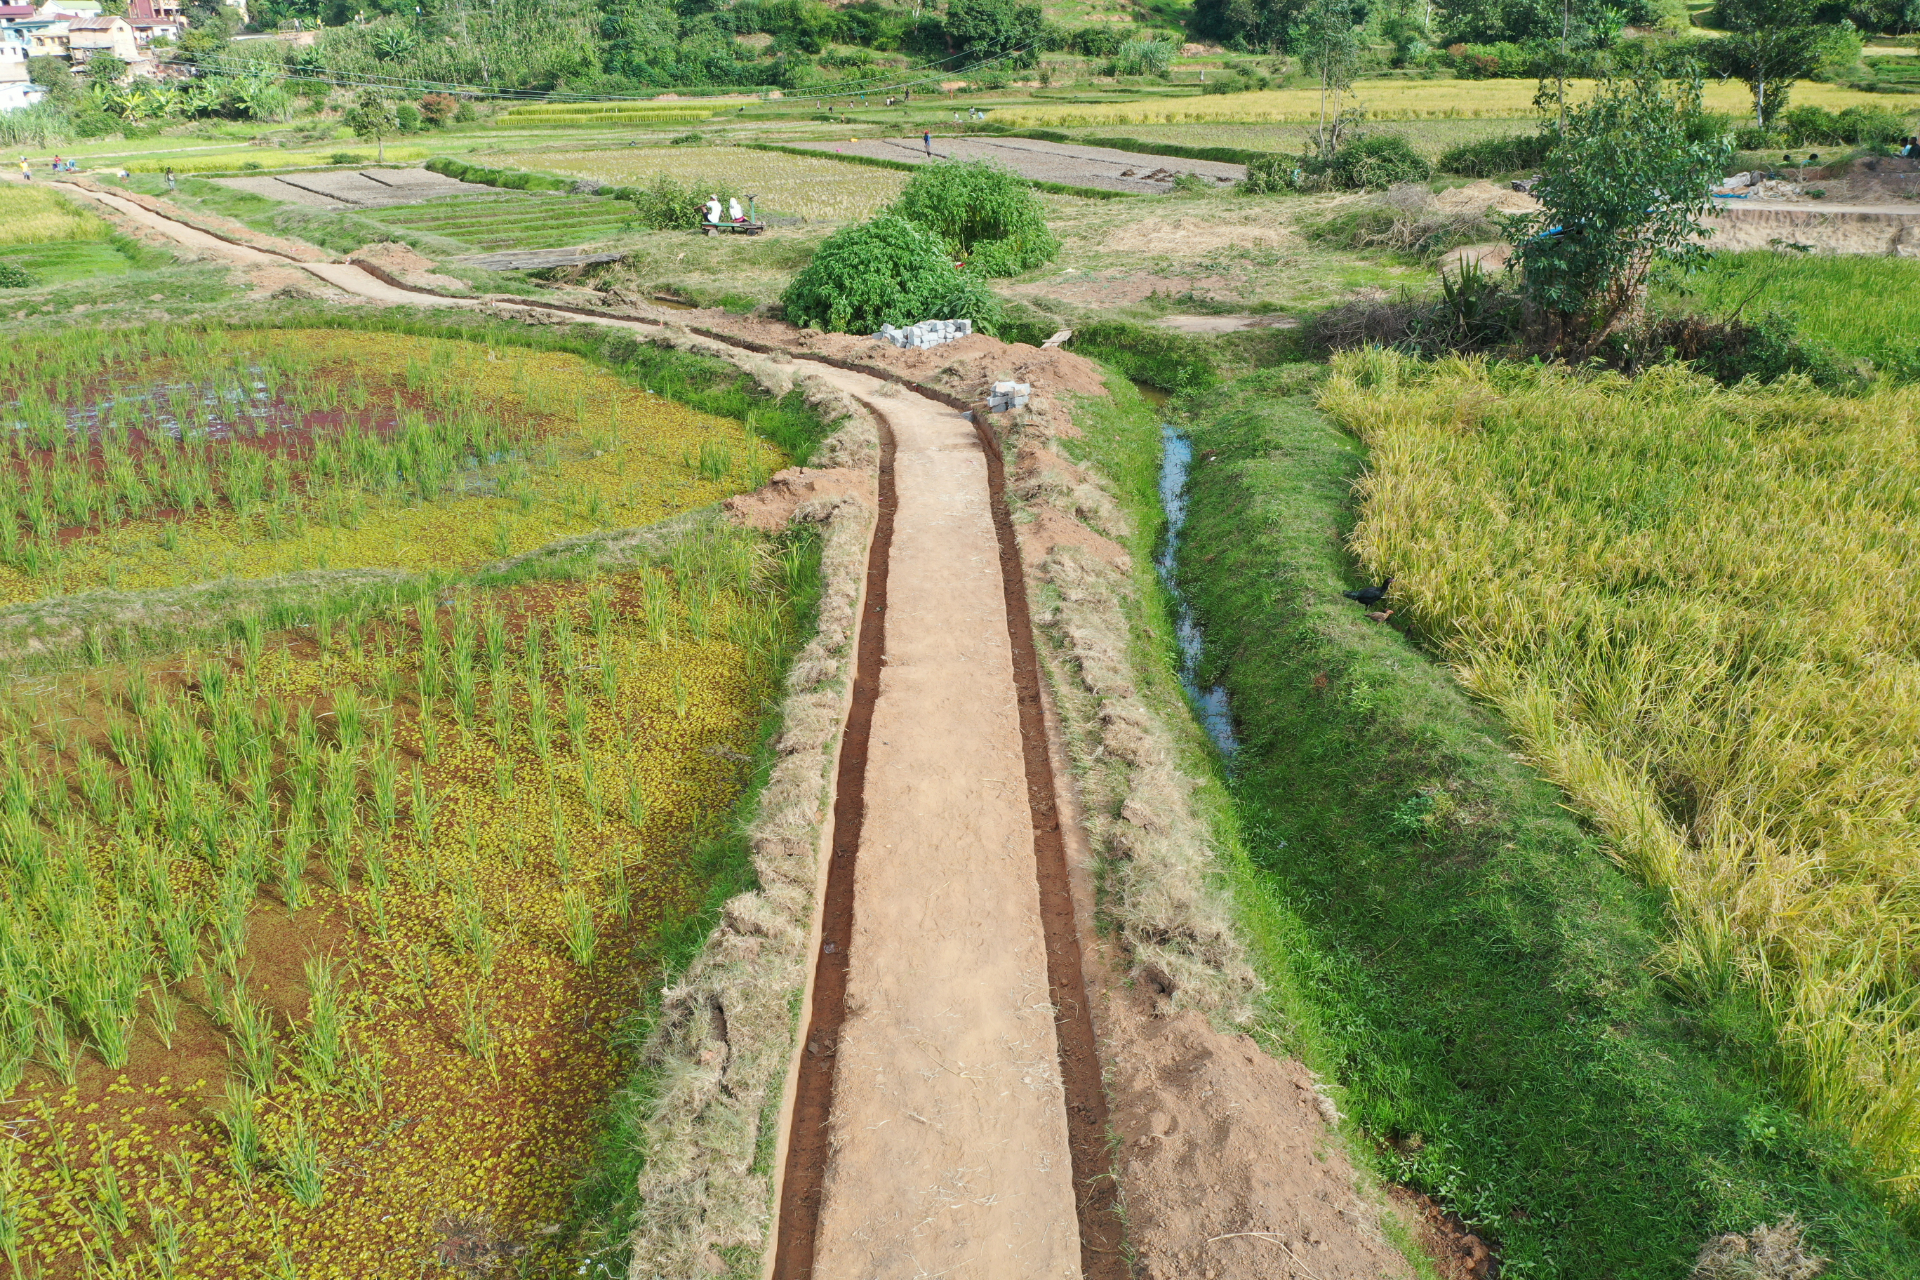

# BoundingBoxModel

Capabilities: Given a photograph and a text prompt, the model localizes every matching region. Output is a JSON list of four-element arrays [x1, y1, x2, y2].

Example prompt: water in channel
[[1156, 422, 1239, 760]]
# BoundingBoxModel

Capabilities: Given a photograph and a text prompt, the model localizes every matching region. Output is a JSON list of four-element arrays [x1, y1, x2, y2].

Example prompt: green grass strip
[[1002, 128, 1276, 165], [736, 142, 1136, 200], [1176, 370, 1920, 1278]]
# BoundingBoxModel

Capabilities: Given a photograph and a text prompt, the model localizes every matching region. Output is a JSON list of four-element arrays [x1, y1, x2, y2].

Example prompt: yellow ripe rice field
[[0, 187, 112, 247], [0, 538, 799, 1277], [1325, 350, 1920, 1204], [0, 328, 781, 605], [512, 147, 907, 222], [989, 78, 1910, 128]]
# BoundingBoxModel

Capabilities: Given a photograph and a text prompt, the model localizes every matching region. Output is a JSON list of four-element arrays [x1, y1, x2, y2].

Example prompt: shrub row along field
[[0, 327, 781, 603], [1325, 351, 1920, 1216], [366, 194, 643, 252], [989, 79, 1900, 128], [1058, 117, 1540, 160], [511, 147, 907, 223], [0, 536, 806, 1277]]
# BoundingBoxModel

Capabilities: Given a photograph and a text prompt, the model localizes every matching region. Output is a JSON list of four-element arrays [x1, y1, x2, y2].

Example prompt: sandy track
[[790, 366, 1081, 1279]]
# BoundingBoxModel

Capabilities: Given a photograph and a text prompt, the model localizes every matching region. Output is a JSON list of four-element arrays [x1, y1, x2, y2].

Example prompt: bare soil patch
[[724, 465, 873, 531]]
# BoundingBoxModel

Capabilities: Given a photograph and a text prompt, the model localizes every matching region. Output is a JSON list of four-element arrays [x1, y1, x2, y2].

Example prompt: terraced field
[[365, 194, 641, 252], [0, 322, 819, 1279]]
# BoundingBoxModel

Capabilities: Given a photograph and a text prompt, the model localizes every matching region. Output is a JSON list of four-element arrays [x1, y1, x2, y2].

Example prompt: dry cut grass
[[992, 78, 1904, 128], [1325, 351, 1920, 1209], [511, 147, 906, 222], [0, 186, 111, 246]]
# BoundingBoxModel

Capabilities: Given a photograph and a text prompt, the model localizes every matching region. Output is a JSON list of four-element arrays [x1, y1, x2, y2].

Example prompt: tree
[[1294, 0, 1361, 156], [418, 92, 458, 126], [892, 158, 1059, 275], [943, 0, 1043, 67], [84, 54, 128, 87], [1702, 0, 1823, 127], [344, 93, 398, 161], [1503, 72, 1732, 355], [26, 56, 81, 108], [781, 214, 1002, 334]]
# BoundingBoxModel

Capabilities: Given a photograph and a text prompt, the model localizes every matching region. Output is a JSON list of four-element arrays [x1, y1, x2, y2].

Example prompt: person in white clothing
[[704, 194, 723, 224], [728, 196, 744, 222]]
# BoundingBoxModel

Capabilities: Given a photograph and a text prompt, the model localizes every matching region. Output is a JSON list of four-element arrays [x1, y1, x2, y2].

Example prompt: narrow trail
[[775, 366, 1085, 1280], [39, 183, 1112, 1277]]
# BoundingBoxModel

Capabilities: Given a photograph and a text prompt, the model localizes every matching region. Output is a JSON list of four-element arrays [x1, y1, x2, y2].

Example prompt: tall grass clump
[[1324, 349, 1920, 1214]]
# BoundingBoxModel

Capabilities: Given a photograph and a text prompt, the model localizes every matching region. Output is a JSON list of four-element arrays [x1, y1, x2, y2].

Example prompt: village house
[[0, 23, 45, 110], [66, 13, 142, 70], [127, 0, 182, 44]]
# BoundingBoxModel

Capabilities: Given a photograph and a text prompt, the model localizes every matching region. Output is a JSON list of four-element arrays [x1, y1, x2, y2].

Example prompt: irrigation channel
[[1158, 424, 1238, 759]]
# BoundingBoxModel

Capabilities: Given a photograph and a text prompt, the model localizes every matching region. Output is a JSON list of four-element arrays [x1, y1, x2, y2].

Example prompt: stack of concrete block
[[988, 381, 1030, 412], [873, 318, 973, 349]]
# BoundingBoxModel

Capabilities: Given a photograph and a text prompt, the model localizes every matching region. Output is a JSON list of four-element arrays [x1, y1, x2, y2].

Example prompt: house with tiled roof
[[67, 13, 137, 65], [127, 0, 182, 43]]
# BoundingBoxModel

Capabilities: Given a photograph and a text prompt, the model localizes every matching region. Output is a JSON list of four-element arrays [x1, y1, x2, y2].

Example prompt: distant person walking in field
[[18, 157, 29, 181], [923, 130, 932, 156], [165, 167, 176, 190]]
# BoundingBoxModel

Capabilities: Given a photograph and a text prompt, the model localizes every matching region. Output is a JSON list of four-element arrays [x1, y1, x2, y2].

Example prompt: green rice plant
[[278, 827, 312, 910], [219, 1082, 263, 1188], [418, 711, 441, 765], [483, 608, 508, 675], [222, 976, 279, 1092], [151, 900, 198, 983], [553, 613, 580, 673], [696, 438, 733, 482], [363, 877, 391, 941], [300, 956, 344, 1089], [90, 1143, 129, 1235], [410, 763, 435, 847], [580, 757, 603, 819], [333, 687, 365, 750], [564, 685, 589, 754], [588, 585, 613, 639], [343, 1037, 387, 1112], [144, 1202, 182, 1273], [456, 986, 497, 1071], [272, 1113, 326, 1208], [683, 589, 709, 644], [606, 857, 632, 922], [527, 685, 553, 761], [146, 980, 179, 1051], [562, 886, 597, 970], [371, 751, 398, 833]]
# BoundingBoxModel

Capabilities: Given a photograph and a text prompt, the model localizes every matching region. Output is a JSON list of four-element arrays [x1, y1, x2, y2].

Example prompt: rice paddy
[[1324, 350, 1920, 1212], [990, 78, 1907, 128], [511, 148, 906, 223], [363, 194, 645, 252], [0, 327, 781, 603], [0, 188, 112, 248], [0, 537, 803, 1277], [0, 320, 817, 1277]]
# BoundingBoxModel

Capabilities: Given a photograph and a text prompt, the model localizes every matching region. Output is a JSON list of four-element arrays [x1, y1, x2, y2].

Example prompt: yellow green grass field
[[1325, 350, 1920, 1205], [0, 186, 111, 246], [511, 146, 907, 222], [993, 78, 1908, 127]]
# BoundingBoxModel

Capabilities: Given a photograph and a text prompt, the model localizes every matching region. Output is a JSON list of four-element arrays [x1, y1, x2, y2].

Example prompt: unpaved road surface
[[789, 136, 1243, 193], [798, 365, 1080, 1279]]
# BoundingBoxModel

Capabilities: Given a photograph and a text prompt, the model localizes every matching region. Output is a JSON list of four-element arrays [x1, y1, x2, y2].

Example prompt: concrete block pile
[[989, 381, 1031, 412], [873, 319, 973, 349]]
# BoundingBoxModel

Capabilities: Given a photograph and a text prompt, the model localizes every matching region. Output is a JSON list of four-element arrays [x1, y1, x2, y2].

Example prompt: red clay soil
[[771, 412, 897, 1280], [724, 467, 873, 533]]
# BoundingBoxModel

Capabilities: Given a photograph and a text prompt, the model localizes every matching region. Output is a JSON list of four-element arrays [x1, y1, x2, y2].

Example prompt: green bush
[[425, 156, 572, 193], [602, 174, 736, 231], [892, 158, 1059, 276], [0, 261, 37, 289], [395, 102, 422, 133], [780, 214, 1002, 334], [1239, 152, 1295, 194], [1437, 131, 1556, 177], [1320, 134, 1432, 189]]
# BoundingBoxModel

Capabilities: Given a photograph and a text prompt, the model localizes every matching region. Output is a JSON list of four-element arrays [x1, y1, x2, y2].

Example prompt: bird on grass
[[1366, 610, 1394, 623], [1344, 577, 1392, 606]]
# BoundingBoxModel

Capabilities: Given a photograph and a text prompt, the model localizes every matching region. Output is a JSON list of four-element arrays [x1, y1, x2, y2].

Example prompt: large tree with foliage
[[892, 158, 1059, 275], [1504, 72, 1731, 354], [942, 0, 1043, 67], [1701, 0, 1823, 126]]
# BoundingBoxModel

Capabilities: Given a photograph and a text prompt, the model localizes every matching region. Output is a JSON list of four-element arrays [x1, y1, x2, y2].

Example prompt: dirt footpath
[[799, 365, 1081, 1279]]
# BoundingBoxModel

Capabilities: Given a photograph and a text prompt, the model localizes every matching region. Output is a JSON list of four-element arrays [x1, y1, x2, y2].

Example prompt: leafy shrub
[[425, 157, 572, 192], [1438, 131, 1556, 177], [0, 261, 36, 289], [669, 131, 704, 145], [1307, 134, 1432, 190], [419, 93, 457, 126], [1072, 26, 1124, 56], [1107, 37, 1174, 77], [394, 102, 423, 133], [604, 174, 736, 230], [1637, 307, 1855, 388], [330, 152, 370, 165], [780, 214, 1002, 334], [891, 158, 1059, 276], [1239, 152, 1295, 194], [1203, 69, 1269, 93]]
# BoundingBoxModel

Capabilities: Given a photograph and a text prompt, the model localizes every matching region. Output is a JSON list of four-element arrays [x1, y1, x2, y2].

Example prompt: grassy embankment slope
[[1174, 368, 1920, 1277]]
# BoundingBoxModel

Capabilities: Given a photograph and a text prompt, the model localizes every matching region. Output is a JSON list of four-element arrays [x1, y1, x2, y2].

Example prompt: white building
[[0, 24, 45, 111]]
